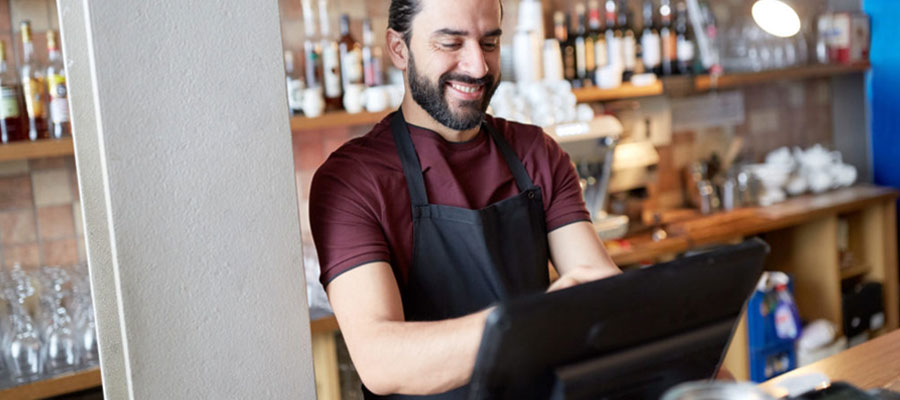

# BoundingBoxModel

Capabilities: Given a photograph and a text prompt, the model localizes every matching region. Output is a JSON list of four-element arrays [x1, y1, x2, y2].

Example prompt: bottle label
[[607, 36, 623, 70], [48, 73, 69, 123], [623, 35, 637, 70], [594, 38, 608, 68], [22, 77, 45, 119], [585, 36, 596, 72], [642, 33, 662, 68], [663, 33, 677, 62], [0, 87, 20, 119], [575, 37, 587, 78], [342, 48, 363, 87], [322, 43, 342, 98], [677, 39, 695, 62]]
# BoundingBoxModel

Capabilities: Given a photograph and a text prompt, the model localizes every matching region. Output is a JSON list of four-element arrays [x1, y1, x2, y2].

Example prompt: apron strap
[[483, 120, 536, 192], [391, 110, 538, 208], [391, 109, 430, 208]]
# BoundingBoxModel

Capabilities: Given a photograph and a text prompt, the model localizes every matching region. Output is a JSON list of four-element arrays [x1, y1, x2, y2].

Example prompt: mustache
[[439, 73, 494, 87]]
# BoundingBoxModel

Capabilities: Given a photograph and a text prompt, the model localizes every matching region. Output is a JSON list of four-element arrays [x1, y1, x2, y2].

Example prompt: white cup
[[363, 86, 390, 113], [302, 87, 325, 118], [343, 84, 366, 114]]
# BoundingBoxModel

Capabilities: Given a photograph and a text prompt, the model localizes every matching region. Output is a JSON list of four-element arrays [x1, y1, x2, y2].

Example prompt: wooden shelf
[[695, 62, 870, 91], [0, 316, 344, 399], [0, 368, 101, 400], [290, 110, 391, 131], [0, 137, 74, 162], [573, 81, 664, 102]]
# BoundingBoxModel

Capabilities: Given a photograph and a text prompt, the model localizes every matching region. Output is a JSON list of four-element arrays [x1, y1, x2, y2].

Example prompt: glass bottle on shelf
[[361, 19, 383, 87], [554, 11, 577, 85], [301, 0, 322, 91], [659, 0, 676, 76], [573, 3, 590, 88], [339, 14, 364, 90], [0, 40, 24, 144], [587, 0, 607, 81], [604, 0, 623, 75], [20, 20, 48, 141], [674, 1, 695, 75], [46, 30, 70, 139], [318, 0, 342, 110], [619, 0, 638, 82], [641, 0, 662, 76], [284, 51, 304, 115]]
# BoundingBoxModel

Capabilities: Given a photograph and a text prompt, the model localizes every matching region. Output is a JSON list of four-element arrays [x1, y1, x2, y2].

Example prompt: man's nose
[[458, 42, 489, 79]]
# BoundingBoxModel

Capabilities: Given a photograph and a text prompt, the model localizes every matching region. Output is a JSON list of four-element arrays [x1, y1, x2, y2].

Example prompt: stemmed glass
[[71, 264, 98, 367], [1, 264, 43, 383], [39, 266, 80, 375]]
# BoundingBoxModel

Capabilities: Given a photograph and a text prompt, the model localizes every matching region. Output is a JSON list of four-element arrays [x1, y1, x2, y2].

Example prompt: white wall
[[59, 0, 316, 397]]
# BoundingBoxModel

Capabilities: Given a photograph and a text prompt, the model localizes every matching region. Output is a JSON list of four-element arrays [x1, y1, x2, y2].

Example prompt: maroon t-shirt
[[309, 114, 590, 287]]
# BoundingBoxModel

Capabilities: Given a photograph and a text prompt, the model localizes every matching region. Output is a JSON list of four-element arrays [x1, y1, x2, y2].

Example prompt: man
[[309, 0, 620, 398]]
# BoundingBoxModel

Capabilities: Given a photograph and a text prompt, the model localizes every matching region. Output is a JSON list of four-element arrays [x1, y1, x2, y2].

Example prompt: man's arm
[[547, 221, 621, 291], [326, 261, 491, 396]]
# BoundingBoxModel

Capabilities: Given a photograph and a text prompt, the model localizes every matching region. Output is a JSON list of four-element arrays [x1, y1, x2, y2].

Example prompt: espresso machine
[[545, 116, 631, 240]]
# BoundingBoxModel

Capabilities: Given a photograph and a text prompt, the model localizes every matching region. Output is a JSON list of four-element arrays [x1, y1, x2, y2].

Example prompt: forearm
[[343, 307, 493, 395]]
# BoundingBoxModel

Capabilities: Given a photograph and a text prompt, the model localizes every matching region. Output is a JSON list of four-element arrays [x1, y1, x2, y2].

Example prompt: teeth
[[451, 83, 480, 94]]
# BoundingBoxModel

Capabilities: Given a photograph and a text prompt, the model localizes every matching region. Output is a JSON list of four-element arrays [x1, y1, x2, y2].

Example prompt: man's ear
[[386, 28, 409, 71]]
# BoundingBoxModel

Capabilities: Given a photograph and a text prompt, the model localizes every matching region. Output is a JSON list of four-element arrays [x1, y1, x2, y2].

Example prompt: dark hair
[[388, 0, 503, 44]]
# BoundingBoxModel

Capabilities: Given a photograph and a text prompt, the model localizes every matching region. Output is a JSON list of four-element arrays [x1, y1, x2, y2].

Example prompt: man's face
[[404, 0, 502, 131]]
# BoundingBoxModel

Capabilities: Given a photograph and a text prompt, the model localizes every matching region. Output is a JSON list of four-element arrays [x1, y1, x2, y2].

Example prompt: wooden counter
[[608, 185, 898, 265], [760, 328, 900, 393]]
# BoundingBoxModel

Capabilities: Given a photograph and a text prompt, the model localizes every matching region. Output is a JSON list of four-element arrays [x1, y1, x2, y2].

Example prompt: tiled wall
[[0, 157, 84, 271]]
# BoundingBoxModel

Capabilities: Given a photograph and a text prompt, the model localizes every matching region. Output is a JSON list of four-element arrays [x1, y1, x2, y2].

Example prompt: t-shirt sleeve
[[309, 154, 391, 286], [539, 132, 591, 231]]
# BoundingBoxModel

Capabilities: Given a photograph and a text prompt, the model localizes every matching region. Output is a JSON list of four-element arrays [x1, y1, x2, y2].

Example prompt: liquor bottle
[[318, 0, 342, 110], [587, 0, 607, 77], [361, 19, 383, 87], [554, 11, 577, 84], [20, 21, 47, 141], [640, 0, 662, 76], [46, 30, 69, 139], [284, 51, 304, 115], [301, 0, 322, 90], [573, 4, 590, 88], [339, 14, 364, 90], [604, 0, 623, 73], [619, 0, 638, 81], [0, 41, 23, 144], [659, 0, 676, 76], [674, 1, 694, 75]]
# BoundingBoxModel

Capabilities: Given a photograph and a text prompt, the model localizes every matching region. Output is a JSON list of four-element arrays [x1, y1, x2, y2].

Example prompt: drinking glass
[[2, 264, 43, 383], [71, 264, 98, 367], [39, 266, 80, 375]]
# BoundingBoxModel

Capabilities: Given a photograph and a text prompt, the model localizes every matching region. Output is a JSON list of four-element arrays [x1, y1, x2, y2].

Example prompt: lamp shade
[[752, 0, 802, 38]]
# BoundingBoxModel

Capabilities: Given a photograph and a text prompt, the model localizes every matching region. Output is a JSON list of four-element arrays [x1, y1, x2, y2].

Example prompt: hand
[[547, 265, 621, 292]]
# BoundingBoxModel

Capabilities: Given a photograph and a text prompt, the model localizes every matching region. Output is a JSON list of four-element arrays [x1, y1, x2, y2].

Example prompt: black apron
[[363, 110, 550, 399]]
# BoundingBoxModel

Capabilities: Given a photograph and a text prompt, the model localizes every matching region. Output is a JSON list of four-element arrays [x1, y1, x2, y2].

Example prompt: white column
[[57, 0, 316, 398]]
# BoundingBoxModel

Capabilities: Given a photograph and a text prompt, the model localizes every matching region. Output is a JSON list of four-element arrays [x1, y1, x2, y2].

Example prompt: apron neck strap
[[390, 109, 537, 209], [482, 121, 535, 193], [391, 109, 430, 207]]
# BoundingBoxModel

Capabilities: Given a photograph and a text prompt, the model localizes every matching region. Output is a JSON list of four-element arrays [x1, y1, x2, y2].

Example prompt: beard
[[407, 54, 499, 131]]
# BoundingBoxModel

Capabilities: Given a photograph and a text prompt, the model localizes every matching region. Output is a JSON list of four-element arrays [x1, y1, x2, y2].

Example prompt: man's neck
[[400, 96, 481, 143]]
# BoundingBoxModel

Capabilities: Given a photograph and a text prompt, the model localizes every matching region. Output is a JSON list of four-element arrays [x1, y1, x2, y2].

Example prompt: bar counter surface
[[760, 328, 900, 393]]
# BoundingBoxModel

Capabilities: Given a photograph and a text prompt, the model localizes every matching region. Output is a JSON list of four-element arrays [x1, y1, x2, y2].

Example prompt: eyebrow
[[432, 28, 503, 38]]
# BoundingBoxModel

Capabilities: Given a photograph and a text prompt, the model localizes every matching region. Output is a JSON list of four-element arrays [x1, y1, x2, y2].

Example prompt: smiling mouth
[[447, 81, 485, 98]]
